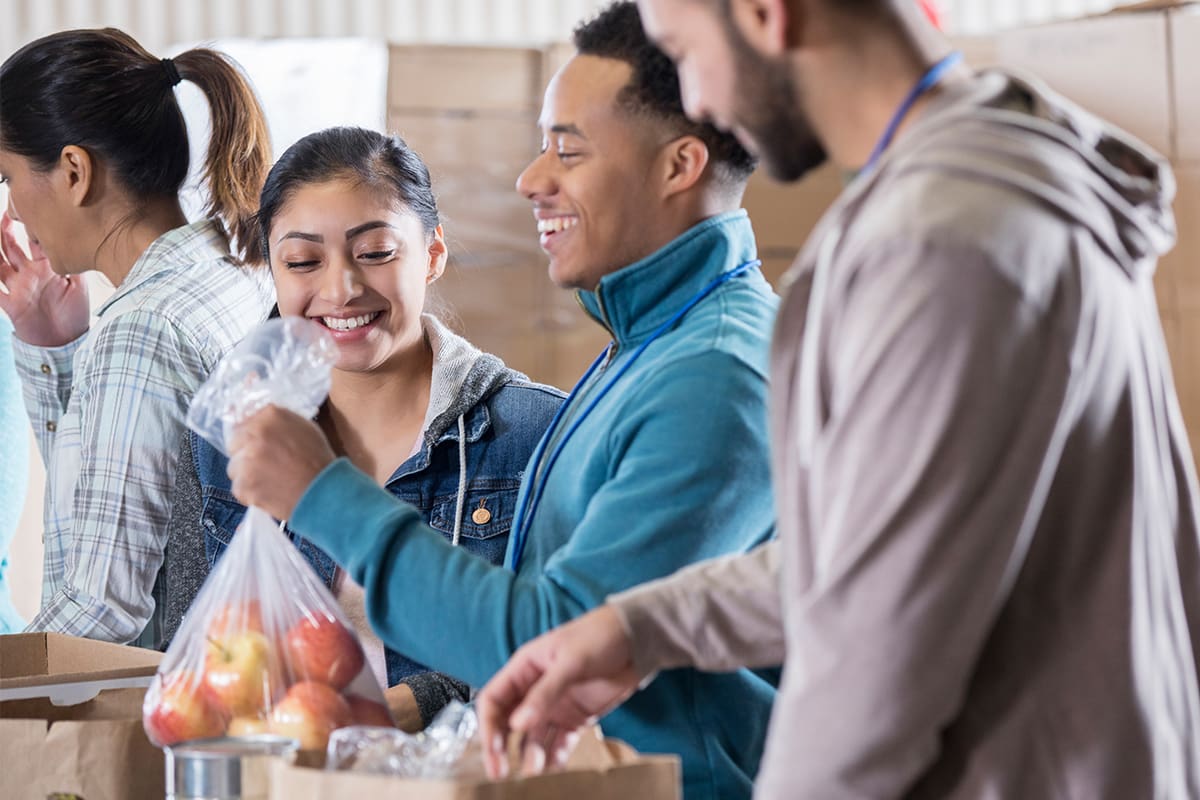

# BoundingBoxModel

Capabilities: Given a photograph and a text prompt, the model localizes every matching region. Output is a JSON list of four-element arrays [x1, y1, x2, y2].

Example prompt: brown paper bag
[[1, 688, 164, 800]]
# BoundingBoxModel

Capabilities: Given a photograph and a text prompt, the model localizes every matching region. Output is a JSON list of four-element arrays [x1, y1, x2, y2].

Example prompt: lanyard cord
[[863, 50, 963, 174], [506, 257, 762, 571]]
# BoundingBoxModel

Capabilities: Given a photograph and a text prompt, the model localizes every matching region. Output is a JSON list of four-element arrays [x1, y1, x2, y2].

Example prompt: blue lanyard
[[863, 50, 963, 173], [505, 257, 761, 571]]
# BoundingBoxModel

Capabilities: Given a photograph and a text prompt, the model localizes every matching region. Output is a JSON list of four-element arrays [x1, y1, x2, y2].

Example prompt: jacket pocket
[[428, 482, 519, 566], [199, 490, 246, 568]]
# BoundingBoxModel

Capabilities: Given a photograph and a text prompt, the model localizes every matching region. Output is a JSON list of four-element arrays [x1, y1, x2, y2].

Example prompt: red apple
[[144, 670, 228, 746], [345, 694, 396, 728], [207, 600, 265, 641], [204, 629, 275, 717], [267, 681, 353, 750], [284, 613, 364, 689], [227, 715, 271, 737]]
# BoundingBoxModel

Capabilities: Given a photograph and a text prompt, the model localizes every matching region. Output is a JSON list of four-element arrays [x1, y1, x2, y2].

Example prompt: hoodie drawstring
[[451, 413, 467, 547]]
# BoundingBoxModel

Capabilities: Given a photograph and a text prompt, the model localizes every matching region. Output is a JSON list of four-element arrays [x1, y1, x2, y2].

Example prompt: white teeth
[[537, 217, 578, 234], [321, 311, 380, 331]]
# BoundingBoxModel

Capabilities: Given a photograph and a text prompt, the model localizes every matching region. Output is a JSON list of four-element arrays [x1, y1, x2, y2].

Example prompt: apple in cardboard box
[[284, 613, 364, 689], [268, 680, 353, 750], [144, 670, 229, 746]]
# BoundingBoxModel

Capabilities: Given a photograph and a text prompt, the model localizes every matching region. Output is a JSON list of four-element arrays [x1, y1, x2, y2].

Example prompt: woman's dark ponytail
[[0, 28, 271, 263]]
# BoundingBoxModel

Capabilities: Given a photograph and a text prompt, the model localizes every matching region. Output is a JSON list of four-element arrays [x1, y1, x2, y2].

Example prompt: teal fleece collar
[[576, 210, 758, 346]]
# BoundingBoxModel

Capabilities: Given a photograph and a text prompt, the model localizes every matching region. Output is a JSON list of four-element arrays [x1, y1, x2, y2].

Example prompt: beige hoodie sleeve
[[608, 539, 785, 677]]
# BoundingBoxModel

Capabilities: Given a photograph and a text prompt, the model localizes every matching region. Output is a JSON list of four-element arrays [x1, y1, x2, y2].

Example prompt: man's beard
[[726, 21, 827, 182]]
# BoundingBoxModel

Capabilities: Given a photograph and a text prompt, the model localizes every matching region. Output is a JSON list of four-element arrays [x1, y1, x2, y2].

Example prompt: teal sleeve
[[289, 350, 774, 688]]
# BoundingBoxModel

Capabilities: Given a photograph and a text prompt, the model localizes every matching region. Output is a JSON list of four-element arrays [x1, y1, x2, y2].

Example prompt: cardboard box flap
[[268, 744, 681, 800], [0, 633, 161, 691]]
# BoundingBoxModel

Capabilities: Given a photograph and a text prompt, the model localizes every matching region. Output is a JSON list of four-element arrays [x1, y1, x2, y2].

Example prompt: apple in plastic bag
[[207, 600, 265, 640], [267, 680, 353, 750], [204, 629, 275, 717], [284, 613, 364, 689], [145, 670, 228, 746], [345, 694, 397, 728], [227, 716, 271, 736]]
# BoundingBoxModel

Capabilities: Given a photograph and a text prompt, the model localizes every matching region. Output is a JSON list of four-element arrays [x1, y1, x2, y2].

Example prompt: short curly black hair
[[573, 1, 757, 186]]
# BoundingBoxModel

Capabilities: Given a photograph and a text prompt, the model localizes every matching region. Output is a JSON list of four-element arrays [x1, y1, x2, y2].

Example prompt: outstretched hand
[[476, 605, 644, 779], [0, 213, 90, 347]]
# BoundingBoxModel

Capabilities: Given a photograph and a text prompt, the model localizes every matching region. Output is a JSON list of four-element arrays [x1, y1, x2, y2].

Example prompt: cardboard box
[[1172, 7, 1200, 163], [1164, 167, 1200, 314], [1161, 312, 1200, 459], [385, 46, 551, 384], [991, 2, 1199, 163], [269, 730, 680, 800], [995, 10, 1175, 158], [742, 162, 846, 257], [1162, 167, 1200, 455], [387, 111, 540, 269], [0, 633, 164, 800], [388, 45, 543, 113], [760, 254, 801, 292]]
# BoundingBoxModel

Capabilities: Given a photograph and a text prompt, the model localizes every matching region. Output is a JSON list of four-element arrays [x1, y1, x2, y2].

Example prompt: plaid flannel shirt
[[14, 220, 273, 643]]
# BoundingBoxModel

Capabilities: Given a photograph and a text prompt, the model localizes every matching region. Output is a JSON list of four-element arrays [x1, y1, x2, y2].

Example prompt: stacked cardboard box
[[392, 13, 1197, 413], [0, 633, 164, 800], [386, 45, 552, 384], [985, 1, 1200, 460]]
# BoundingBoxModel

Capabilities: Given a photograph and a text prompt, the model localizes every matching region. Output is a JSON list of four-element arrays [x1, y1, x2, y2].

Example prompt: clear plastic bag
[[326, 701, 481, 778], [186, 316, 337, 456], [144, 318, 392, 750]]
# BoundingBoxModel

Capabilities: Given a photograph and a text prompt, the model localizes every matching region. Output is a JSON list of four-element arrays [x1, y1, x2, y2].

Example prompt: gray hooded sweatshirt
[[611, 69, 1200, 799]]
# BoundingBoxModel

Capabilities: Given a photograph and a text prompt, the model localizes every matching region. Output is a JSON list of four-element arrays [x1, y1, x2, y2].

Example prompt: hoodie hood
[[880, 68, 1176, 279], [419, 313, 525, 445]]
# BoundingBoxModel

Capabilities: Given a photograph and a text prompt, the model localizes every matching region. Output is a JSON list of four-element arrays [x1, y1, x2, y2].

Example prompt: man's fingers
[[548, 727, 581, 771], [478, 647, 550, 779], [477, 682, 518, 780], [519, 733, 547, 775], [508, 653, 588, 737]]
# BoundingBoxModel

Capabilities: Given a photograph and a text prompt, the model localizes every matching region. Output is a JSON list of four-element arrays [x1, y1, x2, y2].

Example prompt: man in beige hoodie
[[478, 1, 1200, 797]]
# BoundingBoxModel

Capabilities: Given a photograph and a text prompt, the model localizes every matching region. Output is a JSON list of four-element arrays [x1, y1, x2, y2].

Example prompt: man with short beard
[[478, 1, 1200, 797]]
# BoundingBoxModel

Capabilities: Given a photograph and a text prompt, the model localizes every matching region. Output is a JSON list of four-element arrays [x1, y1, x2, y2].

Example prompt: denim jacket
[[179, 316, 563, 721]]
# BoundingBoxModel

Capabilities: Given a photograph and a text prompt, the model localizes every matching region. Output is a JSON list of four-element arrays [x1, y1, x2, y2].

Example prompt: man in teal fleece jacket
[[225, 5, 778, 798]]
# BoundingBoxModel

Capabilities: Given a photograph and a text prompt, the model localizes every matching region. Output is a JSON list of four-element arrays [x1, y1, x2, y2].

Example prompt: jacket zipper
[[578, 289, 619, 371]]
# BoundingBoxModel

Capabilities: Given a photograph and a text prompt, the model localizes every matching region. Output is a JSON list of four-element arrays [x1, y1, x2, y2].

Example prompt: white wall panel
[[1, 0, 1131, 57]]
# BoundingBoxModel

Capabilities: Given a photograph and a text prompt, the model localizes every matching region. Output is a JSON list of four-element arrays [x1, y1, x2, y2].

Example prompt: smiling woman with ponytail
[[0, 28, 276, 646]]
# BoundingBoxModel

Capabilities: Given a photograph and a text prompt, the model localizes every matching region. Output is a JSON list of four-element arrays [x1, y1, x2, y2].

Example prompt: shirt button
[[472, 505, 492, 525], [40, 364, 51, 374], [46, 421, 57, 432]]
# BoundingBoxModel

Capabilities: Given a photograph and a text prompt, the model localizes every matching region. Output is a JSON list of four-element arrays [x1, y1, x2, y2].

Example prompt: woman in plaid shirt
[[0, 29, 275, 645]]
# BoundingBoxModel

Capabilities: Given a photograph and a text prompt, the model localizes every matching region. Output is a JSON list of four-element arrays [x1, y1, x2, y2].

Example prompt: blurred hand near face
[[0, 212, 90, 347], [227, 405, 337, 520], [476, 605, 642, 779]]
